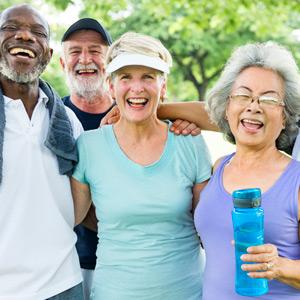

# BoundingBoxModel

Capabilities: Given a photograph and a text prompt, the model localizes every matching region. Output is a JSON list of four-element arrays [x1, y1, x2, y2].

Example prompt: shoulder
[[65, 106, 83, 139], [61, 95, 70, 104], [212, 153, 234, 173], [213, 156, 226, 173], [77, 125, 110, 143], [173, 132, 208, 150]]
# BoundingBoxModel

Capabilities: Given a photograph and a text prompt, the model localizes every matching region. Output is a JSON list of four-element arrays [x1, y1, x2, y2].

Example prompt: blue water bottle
[[232, 188, 268, 296]]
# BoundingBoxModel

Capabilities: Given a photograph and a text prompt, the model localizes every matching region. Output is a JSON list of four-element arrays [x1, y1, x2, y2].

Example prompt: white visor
[[106, 53, 170, 74]]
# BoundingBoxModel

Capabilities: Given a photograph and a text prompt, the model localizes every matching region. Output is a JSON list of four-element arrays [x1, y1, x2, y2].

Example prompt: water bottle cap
[[232, 188, 262, 208]]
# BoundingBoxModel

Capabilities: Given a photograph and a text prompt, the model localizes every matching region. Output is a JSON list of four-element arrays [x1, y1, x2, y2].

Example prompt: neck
[[70, 90, 113, 114], [114, 117, 166, 142], [0, 76, 39, 118], [233, 144, 284, 167]]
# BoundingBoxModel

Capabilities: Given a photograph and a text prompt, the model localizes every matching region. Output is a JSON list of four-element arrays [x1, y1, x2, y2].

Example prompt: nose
[[130, 79, 145, 94], [15, 28, 36, 43], [78, 49, 92, 65], [246, 98, 262, 113]]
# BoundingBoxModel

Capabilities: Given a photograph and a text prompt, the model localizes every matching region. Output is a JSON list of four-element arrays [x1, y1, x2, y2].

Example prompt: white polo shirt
[[0, 89, 83, 300]]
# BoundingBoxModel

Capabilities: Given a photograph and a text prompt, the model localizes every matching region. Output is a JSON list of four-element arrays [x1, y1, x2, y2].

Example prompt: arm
[[192, 180, 209, 213], [81, 205, 98, 232], [70, 177, 92, 225], [240, 189, 300, 289], [101, 101, 218, 135], [157, 101, 219, 132]]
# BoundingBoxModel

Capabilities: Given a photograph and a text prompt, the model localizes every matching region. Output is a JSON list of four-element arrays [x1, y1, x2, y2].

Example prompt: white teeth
[[243, 119, 263, 125], [128, 98, 147, 104], [10, 48, 35, 58], [77, 69, 96, 74]]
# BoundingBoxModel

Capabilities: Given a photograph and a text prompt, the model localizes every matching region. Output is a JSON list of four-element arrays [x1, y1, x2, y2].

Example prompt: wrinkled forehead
[[0, 5, 49, 35]]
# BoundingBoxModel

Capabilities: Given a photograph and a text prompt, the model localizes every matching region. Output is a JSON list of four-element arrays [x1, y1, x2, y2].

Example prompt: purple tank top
[[194, 153, 300, 300]]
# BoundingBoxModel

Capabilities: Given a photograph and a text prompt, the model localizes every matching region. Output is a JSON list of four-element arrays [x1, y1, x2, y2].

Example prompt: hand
[[100, 105, 120, 126], [241, 243, 281, 280], [170, 119, 201, 136]]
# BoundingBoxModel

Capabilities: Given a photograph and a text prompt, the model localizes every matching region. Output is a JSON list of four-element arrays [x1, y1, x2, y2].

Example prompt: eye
[[70, 50, 80, 55], [119, 74, 130, 80], [1, 25, 17, 31], [233, 94, 251, 101], [33, 31, 47, 38], [143, 74, 155, 80], [259, 95, 281, 105]]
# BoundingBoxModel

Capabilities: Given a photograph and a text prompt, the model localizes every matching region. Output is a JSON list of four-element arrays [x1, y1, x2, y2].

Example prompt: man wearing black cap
[[60, 18, 114, 300]]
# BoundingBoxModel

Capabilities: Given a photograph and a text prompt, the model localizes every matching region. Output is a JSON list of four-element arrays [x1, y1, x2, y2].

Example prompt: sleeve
[[193, 135, 212, 183], [72, 134, 88, 184], [65, 106, 84, 139]]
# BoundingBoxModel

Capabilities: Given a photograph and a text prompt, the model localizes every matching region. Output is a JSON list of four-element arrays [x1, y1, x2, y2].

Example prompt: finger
[[247, 244, 276, 254], [174, 120, 193, 135], [241, 252, 274, 263], [241, 262, 270, 272], [181, 123, 198, 135], [191, 128, 201, 136], [107, 116, 120, 125], [170, 119, 183, 132], [247, 271, 274, 280]]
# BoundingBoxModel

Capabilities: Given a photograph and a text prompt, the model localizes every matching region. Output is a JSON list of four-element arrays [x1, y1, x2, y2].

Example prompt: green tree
[[3, 0, 300, 100]]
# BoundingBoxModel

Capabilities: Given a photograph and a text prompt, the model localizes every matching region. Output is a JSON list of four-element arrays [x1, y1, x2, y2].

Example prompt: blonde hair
[[105, 32, 172, 77]]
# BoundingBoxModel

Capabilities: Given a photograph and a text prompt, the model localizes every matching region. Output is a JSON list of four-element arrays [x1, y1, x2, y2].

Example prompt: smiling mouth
[[76, 69, 97, 75], [241, 118, 264, 130], [127, 98, 148, 107], [9, 47, 36, 58]]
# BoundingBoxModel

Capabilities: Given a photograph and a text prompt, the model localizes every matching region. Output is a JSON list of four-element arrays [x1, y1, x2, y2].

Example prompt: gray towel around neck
[[0, 79, 78, 184]]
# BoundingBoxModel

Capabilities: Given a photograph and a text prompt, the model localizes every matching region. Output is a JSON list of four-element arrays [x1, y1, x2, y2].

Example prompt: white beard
[[0, 56, 48, 83], [65, 63, 107, 102]]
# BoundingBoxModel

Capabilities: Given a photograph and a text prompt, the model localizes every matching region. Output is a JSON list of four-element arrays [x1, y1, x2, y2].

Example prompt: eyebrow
[[236, 86, 280, 96]]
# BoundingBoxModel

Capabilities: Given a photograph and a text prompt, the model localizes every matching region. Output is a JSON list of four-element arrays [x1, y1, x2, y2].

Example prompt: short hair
[[105, 31, 172, 78], [206, 42, 300, 151]]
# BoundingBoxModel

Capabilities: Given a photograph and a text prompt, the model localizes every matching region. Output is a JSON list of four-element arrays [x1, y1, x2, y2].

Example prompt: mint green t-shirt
[[73, 123, 211, 300]]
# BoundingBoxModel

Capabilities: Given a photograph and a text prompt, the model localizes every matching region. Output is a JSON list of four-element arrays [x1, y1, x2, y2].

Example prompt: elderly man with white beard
[[59, 18, 115, 300]]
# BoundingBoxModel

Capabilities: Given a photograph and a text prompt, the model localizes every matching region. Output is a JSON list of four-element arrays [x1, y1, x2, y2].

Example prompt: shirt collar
[[3, 88, 49, 106]]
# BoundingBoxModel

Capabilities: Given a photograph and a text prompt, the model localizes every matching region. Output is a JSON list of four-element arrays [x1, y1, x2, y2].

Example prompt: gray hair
[[206, 42, 300, 151]]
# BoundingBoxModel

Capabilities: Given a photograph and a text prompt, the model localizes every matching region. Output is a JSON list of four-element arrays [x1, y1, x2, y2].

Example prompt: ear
[[225, 101, 229, 120], [108, 78, 116, 99], [59, 56, 65, 70], [160, 79, 167, 102]]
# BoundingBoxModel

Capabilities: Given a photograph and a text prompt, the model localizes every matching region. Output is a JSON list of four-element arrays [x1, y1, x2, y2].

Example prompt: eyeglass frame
[[229, 93, 285, 108]]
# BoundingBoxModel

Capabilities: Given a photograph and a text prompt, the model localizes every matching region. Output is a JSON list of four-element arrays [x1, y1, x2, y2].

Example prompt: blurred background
[[3, 0, 300, 161]]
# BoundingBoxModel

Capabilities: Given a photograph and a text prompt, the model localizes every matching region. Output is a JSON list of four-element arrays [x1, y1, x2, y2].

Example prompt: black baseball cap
[[61, 18, 112, 45]]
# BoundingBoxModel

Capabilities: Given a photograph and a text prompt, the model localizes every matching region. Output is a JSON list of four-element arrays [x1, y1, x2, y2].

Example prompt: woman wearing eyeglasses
[[152, 42, 300, 299], [195, 43, 300, 300]]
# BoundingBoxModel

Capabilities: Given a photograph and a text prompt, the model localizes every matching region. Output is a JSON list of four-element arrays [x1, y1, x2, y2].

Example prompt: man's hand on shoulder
[[100, 105, 120, 126]]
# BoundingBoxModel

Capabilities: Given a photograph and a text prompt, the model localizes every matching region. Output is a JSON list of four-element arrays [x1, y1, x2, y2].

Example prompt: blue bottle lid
[[232, 188, 262, 208]]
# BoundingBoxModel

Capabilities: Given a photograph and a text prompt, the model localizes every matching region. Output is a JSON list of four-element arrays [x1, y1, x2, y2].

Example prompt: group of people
[[1, 3, 300, 300]]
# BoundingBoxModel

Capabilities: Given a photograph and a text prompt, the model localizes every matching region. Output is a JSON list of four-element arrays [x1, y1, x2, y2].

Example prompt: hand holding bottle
[[241, 243, 281, 280]]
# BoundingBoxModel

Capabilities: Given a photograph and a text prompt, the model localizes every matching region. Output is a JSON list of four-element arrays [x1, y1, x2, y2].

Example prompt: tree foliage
[[3, 0, 300, 100], [46, 0, 300, 100]]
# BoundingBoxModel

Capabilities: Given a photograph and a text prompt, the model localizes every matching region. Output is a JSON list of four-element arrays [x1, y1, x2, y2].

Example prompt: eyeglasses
[[229, 94, 285, 108]]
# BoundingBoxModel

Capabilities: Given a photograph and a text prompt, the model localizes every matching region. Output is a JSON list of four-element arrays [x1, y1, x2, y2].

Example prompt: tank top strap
[[213, 153, 235, 176]]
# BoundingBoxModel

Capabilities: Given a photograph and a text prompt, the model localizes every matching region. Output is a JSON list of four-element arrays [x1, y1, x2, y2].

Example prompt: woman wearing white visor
[[71, 32, 211, 299]]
